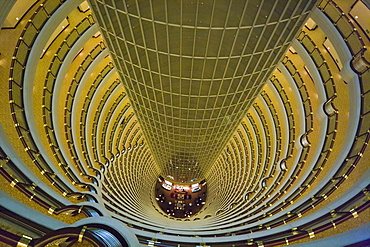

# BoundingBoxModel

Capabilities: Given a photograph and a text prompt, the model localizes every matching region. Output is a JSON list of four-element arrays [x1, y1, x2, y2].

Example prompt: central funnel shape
[[88, 0, 316, 182]]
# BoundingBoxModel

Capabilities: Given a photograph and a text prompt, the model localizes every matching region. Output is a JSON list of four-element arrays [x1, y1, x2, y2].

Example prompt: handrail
[[297, 30, 338, 100], [281, 56, 314, 131], [41, 15, 97, 189], [270, 75, 296, 158], [0, 206, 50, 237], [318, 0, 366, 58], [0, 147, 103, 220], [104, 23, 369, 242], [8, 0, 89, 197], [107, 101, 129, 151], [91, 80, 122, 162], [0, 229, 21, 246]]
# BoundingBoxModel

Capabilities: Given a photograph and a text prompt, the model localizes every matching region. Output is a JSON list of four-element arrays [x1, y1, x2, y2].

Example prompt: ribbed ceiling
[[87, 0, 317, 182], [0, 0, 369, 246]]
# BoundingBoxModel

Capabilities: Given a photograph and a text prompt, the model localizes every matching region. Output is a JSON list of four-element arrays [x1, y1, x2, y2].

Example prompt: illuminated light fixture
[[332, 221, 337, 228], [355, 15, 358, 19], [147, 239, 161, 246], [15, 17, 19, 20]]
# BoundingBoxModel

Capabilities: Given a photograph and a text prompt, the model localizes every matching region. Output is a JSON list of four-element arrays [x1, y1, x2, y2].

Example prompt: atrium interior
[[0, 0, 369, 246]]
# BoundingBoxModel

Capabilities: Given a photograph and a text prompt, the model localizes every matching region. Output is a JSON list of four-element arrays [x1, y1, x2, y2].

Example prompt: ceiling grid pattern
[[0, 0, 369, 246], [89, 0, 316, 182]]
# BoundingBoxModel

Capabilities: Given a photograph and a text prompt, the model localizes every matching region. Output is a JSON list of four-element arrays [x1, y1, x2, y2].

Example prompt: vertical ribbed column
[[87, 0, 317, 182]]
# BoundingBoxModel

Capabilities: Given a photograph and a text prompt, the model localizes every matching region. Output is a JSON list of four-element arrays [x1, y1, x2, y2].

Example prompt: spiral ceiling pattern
[[0, 0, 369, 246]]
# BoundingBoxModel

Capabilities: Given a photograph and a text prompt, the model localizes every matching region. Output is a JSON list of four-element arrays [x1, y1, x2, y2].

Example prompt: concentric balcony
[[0, 0, 369, 246]]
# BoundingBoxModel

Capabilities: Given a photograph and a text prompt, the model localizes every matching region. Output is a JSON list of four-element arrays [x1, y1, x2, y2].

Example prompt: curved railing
[[318, 0, 366, 58], [91, 80, 121, 161], [8, 0, 76, 199], [6, 0, 105, 221], [41, 15, 97, 191], [0, 224, 128, 247], [281, 56, 314, 131], [0, 147, 103, 219], [108, 6, 370, 244]]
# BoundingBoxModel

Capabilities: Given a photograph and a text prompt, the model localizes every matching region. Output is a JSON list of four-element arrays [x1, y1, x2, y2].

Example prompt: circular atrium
[[0, 0, 369, 246]]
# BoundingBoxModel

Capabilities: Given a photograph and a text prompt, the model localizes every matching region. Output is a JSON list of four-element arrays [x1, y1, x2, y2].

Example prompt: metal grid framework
[[88, 0, 316, 182]]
